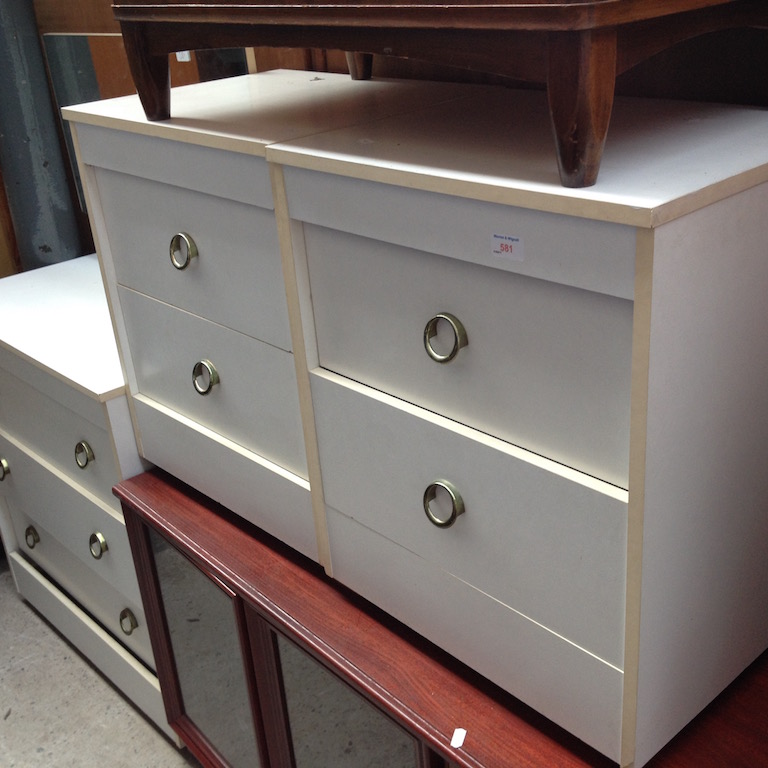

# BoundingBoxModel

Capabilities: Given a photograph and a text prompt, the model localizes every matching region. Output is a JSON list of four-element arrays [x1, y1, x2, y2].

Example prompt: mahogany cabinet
[[117, 468, 613, 768]]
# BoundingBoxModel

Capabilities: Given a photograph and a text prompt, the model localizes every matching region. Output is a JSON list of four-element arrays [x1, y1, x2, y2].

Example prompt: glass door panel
[[276, 633, 420, 768], [150, 529, 261, 767]]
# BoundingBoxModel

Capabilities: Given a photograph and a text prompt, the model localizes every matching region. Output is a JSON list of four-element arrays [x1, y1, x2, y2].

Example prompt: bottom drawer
[[9, 551, 174, 742], [327, 508, 624, 762], [9, 510, 154, 668], [132, 396, 317, 561], [311, 370, 627, 666]]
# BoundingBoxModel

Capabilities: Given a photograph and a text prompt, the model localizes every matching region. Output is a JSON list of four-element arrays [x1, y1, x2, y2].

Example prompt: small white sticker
[[490, 233, 524, 262], [175, 51, 192, 62], [451, 728, 467, 748]]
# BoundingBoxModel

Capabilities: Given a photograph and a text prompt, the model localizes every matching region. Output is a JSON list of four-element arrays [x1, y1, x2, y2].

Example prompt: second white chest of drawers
[[0, 255, 169, 738]]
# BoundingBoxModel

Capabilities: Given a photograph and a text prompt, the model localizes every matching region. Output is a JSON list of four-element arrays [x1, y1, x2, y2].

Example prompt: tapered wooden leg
[[120, 21, 171, 120], [547, 28, 617, 188], [346, 52, 374, 80]]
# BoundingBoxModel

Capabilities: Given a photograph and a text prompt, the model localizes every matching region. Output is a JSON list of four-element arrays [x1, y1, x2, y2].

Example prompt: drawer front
[[0, 369, 120, 508], [9, 513, 154, 668], [0, 430, 141, 606], [119, 287, 307, 480], [283, 166, 637, 301], [95, 167, 291, 351], [326, 507, 624, 762], [312, 371, 627, 667], [132, 397, 317, 561], [9, 551, 170, 739], [306, 225, 633, 488]]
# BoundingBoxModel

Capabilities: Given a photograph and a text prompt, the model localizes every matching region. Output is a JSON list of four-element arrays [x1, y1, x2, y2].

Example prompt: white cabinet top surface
[[62, 69, 473, 158], [63, 69, 768, 226], [269, 88, 768, 227], [0, 255, 124, 399]]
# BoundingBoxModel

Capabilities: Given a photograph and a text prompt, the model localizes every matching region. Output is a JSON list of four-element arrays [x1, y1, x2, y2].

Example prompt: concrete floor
[[0, 547, 200, 768]]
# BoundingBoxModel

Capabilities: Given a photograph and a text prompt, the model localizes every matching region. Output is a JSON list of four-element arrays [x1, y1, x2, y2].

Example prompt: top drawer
[[0, 357, 121, 508], [304, 225, 633, 488], [92, 166, 291, 351], [283, 167, 637, 301]]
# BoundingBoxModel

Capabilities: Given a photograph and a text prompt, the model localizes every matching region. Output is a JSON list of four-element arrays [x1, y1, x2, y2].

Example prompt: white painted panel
[[306, 225, 633, 487], [0, 429, 141, 606], [119, 287, 306, 480], [0, 370, 120, 509], [284, 167, 636, 300], [9, 552, 174, 741], [0, 345, 111, 432], [313, 370, 627, 666], [0, 254, 124, 397], [133, 396, 317, 562], [632, 183, 768, 767], [76, 123, 273, 208], [95, 168, 291, 351], [104, 396, 150, 480], [327, 509, 624, 762]]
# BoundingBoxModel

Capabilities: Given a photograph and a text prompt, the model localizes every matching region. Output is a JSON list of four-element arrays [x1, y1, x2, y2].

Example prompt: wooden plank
[[88, 35, 135, 99], [33, 0, 120, 34], [0, 168, 19, 278]]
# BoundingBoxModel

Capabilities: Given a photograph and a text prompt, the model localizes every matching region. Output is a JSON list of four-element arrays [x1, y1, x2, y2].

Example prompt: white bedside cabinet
[[0, 254, 170, 739], [267, 91, 768, 766]]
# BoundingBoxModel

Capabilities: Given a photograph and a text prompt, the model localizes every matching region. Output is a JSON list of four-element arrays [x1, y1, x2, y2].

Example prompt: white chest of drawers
[[65, 72, 768, 767], [0, 255, 171, 738]]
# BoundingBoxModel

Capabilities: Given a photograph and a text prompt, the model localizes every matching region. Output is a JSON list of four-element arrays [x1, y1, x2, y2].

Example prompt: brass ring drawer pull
[[74, 441, 95, 469], [192, 359, 220, 395], [423, 480, 465, 528], [423, 313, 468, 364], [169, 232, 198, 270], [0, 457, 9, 480], [25, 526, 40, 549], [119, 608, 139, 636], [89, 532, 109, 560]]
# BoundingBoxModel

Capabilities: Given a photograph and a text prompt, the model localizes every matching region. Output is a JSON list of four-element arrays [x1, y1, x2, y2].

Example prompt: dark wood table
[[111, 1, 767, 186]]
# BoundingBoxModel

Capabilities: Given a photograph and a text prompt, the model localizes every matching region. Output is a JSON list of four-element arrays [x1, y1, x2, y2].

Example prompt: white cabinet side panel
[[634, 182, 768, 766]]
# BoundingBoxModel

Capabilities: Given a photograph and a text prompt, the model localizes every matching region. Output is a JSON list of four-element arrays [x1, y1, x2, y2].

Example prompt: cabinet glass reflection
[[151, 530, 261, 767], [276, 633, 419, 768]]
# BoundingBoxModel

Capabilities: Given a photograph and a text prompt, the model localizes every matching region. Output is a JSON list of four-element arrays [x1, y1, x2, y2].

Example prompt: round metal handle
[[89, 532, 109, 560], [423, 480, 465, 528], [169, 232, 198, 270], [192, 359, 220, 395], [25, 526, 40, 549], [74, 441, 95, 469], [423, 313, 468, 364], [119, 608, 139, 636], [0, 456, 9, 480]]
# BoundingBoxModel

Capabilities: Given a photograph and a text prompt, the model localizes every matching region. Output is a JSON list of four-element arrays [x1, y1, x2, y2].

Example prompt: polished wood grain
[[116, 469, 768, 767], [111, 0, 767, 186]]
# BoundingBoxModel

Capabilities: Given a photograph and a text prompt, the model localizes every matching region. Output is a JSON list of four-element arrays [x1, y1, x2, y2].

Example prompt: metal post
[[0, 0, 83, 270]]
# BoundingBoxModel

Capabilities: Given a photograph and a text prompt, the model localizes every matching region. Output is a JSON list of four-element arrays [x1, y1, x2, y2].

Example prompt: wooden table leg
[[547, 28, 617, 188], [120, 21, 172, 121], [346, 52, 374, 80]]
